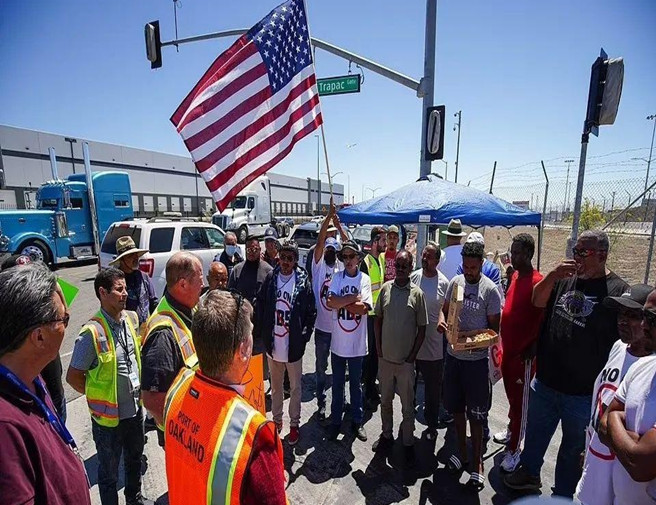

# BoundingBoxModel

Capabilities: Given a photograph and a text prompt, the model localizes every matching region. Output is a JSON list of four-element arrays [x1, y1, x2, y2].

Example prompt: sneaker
[[493, 428, 511, 445], [500, 450, 521, 473], [372, 434, 394, 453], [327, 424, 341, 441], [352, 422, 367, 441], [288, 426, 300, 446], [503, 466, 542, 491]]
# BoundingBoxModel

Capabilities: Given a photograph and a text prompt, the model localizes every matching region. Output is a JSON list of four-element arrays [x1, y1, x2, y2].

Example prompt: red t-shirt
[[0, 374, 91, 505], [500, 269, 545, 356], [383, 251, 396, 282]]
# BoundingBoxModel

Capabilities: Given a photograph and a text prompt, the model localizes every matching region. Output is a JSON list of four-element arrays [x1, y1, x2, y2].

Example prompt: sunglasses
[[643, 309, 656, 327], [572, 247, 606, 258], [246, 246, 260, 253], [279, 254, 295, 262]]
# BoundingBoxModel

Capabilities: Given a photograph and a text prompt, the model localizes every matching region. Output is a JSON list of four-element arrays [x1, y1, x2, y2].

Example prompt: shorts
[[443, 353, 490, 422]]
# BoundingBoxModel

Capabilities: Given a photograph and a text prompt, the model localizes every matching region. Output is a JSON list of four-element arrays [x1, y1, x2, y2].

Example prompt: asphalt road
[[55, 263, 562, 505]]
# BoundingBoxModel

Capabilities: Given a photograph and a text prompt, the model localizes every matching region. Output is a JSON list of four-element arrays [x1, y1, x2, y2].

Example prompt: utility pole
[[453, 110, 462, 183], [563, 159, 575, 213]]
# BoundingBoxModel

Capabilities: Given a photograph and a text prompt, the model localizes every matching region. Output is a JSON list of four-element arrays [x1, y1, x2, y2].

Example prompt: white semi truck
[[211, 176, 289, 243]]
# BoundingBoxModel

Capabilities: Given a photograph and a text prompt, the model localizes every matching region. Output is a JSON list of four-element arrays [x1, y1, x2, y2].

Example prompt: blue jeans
[[520, 378, 591, 498], [331, 354, 364, 426], [314, 329, 331, 408], [91, 411, 145, 505]]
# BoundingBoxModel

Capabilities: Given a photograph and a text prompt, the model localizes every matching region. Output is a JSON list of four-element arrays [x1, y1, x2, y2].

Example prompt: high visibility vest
[[364, 253, 383, 315], [81, 310, 141, 428], [164, 368, 285, 505], [144, 297, 198, 370]]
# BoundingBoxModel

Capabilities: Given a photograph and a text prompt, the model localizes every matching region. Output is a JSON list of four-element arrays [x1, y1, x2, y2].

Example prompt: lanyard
[[0, 364, 77, 450]]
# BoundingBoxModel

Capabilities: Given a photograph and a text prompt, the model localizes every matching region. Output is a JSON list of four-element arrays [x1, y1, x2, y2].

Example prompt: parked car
[[100, 218, 231, 298]]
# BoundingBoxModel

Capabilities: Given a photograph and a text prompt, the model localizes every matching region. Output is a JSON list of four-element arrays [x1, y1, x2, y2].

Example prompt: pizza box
[[446, 283, 499, 351]]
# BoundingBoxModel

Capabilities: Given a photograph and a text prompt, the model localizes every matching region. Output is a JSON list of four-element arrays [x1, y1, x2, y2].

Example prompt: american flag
[[171, 0, 323, 211]]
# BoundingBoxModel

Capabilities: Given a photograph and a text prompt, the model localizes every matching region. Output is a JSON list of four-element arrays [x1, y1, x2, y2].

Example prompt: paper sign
[[418, 215, 431, 223], [243, 353, 266, 415], [57, 278, 80, 307]]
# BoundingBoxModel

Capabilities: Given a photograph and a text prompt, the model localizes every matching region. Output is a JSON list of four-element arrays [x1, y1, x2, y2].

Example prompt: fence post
[[645, 206, 656, 284], [538, 161, 549, 271]]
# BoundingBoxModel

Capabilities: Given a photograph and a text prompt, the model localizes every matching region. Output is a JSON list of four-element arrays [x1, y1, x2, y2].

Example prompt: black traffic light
[[145, 21, 162, 69], [425, 105, 445, 161]]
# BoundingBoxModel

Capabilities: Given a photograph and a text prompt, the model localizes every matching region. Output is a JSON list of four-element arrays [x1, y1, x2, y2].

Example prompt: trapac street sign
[[317, 75, 361, 96]]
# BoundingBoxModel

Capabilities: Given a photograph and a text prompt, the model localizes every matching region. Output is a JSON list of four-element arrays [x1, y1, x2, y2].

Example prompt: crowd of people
[[1, 208, 656, 504]]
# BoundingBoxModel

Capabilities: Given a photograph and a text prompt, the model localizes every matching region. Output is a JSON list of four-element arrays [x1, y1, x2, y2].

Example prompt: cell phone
[[500, 252, 510, 265]]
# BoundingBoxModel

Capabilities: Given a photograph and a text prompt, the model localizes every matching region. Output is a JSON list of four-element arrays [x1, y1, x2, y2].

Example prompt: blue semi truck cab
[[0, 172, 133, 264]]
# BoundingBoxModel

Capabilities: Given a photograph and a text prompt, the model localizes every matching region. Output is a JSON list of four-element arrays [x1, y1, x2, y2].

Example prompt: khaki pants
[[267, 356, 303, 428], [379, 358, 415, 446]]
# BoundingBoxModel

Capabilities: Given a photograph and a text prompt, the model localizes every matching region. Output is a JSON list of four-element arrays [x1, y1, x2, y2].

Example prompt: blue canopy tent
[[337, 174, 544, 264]]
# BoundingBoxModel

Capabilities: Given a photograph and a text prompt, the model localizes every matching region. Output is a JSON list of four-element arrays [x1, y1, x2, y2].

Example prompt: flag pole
[[302, 0, 333, 204]]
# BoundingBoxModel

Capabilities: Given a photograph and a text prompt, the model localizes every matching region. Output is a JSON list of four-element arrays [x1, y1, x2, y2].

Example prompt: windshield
[[231, 196, 247, 209], [38, 198, 59, 209], [352, 226, 373, 242]]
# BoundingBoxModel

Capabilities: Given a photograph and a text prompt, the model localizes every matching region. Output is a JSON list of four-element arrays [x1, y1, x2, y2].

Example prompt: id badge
[[128, 371, 140, 392]]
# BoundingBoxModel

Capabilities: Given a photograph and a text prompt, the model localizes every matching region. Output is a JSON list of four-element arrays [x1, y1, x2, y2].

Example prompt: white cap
[[466, 231, 485, 245]]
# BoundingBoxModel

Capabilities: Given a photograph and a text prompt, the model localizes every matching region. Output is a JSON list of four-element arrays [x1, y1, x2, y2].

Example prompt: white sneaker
[[493, 428, 511, 445], [500, 450, 521, 473]]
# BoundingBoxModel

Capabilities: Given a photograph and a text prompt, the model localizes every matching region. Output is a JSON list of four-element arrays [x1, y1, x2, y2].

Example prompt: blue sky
[[1, 0, 654, 205]]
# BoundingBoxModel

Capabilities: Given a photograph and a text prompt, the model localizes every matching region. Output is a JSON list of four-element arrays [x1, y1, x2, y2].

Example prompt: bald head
[[208, 261, 228, 291], [166, 252, 204, 309]]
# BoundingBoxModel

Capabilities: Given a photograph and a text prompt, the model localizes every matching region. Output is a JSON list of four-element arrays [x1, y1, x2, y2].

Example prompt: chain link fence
[[466, 153, 656, 285]]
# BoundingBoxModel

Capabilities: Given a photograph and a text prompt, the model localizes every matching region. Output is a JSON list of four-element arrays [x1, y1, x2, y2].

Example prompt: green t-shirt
[[375, 280, 428, 364]]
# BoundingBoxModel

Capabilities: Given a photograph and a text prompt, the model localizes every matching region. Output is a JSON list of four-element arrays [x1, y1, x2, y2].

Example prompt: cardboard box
[[446, 283, 499, 351]]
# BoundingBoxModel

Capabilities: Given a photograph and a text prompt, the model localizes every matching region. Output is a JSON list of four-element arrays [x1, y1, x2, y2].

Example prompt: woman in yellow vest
[[164, 289, 287, 505], [67, 267, 147, 505]]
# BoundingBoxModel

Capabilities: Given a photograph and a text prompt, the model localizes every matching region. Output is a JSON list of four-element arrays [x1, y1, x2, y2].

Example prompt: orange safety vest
[[164, 368, 285, 505]]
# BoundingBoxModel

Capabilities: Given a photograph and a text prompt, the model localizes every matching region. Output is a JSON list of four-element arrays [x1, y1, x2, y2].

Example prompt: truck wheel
[[20, 240, 51, 265], [237, 226, 248, 244]]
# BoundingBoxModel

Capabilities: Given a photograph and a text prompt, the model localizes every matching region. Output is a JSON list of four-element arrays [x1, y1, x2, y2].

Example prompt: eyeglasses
[[45, 313, 70, 329], [643, 309, 656, 327], [279, 254, 295, 262]]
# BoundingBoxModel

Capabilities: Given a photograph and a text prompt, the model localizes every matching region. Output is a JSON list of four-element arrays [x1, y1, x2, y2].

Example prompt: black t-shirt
[[140, 293, 193, 394], [536, 271, 629, 395]]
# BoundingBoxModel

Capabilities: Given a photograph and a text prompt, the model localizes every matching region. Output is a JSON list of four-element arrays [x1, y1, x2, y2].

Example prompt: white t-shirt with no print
[[328, 270, 372, 358]]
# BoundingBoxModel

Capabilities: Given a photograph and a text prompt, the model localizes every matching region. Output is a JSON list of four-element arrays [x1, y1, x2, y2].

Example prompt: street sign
[[317, 75, 361, 96], [425, 105, 445, 161]]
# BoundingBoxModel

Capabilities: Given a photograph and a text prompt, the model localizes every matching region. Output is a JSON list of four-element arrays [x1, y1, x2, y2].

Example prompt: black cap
[[338, 239, 363, 260], [603, 283, 654, 310]]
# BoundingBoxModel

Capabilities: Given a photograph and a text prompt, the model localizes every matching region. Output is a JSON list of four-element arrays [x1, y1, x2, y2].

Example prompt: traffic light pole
[[569, 132, 589, 256]]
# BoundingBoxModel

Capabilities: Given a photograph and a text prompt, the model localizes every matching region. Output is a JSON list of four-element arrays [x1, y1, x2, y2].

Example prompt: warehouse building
[[0, 125, 343, 217]]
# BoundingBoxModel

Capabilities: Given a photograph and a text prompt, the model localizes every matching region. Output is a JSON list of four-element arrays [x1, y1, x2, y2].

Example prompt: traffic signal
[[425, 105, 445, 161], [584, 48, 624, 137], [145, 21, 162, 69]]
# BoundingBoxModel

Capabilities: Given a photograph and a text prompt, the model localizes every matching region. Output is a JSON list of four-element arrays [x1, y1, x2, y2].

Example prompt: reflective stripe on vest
[[82, 310, 141, 427], [164, 371, 285, 505], [144, 297, 198, 370]]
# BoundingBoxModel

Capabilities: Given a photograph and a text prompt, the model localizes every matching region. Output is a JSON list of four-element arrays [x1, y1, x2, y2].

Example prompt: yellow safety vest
[[143, 296, 198, 430], [81, 310, 141, 428], [364, 253, 383, 314]]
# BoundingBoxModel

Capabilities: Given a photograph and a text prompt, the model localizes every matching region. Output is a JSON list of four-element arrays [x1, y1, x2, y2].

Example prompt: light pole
[[453, 111, 462, 183], [366, 186, 382, 198], [315, 134, 321, 213], [563, 159, 575, 213], [644, 115, 656, 193], [438, 159, 448, 180], [322, 171, 343, 203]]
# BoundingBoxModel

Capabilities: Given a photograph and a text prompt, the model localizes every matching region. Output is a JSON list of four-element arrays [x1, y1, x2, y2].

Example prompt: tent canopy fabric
[[338, 174, 541, 227]]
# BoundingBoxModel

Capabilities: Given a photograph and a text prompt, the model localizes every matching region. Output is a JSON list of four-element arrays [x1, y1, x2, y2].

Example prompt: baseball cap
[[326, 225, 339, 233], [340, 240, 361, 255], [387, 225, 400, 236], [603, 284, 653, 310], [325, 237, 341, 251], [264, 226, 278, 241], [466, 231, 485, 245]]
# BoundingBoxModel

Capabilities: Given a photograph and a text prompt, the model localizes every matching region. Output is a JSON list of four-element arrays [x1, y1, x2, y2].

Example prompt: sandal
[[447, 454, 468, 474], [466, 471, 485, 491]]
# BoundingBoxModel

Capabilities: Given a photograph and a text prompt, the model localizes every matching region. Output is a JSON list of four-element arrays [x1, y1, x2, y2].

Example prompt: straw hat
[[109, 236, 148, 266]]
